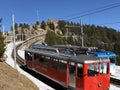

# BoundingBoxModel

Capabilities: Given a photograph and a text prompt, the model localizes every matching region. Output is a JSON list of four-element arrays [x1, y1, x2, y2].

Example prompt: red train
[[25, 45, 110, 90]]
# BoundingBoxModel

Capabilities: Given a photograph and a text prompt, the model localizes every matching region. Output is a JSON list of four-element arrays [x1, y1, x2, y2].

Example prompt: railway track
[[12, 34, 45, 66], [110, 77, 120, 86]]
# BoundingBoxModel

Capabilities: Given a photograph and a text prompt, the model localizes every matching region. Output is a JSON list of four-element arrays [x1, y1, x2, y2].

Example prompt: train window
[[110, 57, 115, 63], [59, 60, 67, 73], [40, 56, 44, 63], [88, 64, 99, 76], [27, 52, 32, 61], [100, 63, 108, 74], [45, 56, 51, 66], [77, 64, 83, 78], [50, 58, 58, 70], [69, 62, 75, 74], [34, 54, 39, 63]]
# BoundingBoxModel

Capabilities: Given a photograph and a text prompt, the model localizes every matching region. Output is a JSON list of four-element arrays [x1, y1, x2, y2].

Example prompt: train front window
[[100, 63, 108, 74], [88, 64, 99, 76], [110, 57, 116, 63]]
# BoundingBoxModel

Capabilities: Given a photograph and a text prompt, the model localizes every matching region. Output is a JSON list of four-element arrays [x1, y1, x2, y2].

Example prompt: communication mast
[[80, 19, 84, 47], [36, 10, 40, 22]]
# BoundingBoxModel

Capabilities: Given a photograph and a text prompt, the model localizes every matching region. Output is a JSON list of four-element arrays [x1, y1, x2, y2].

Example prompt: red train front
[[25, 46, 110, 90], [75, 58, 110, 90]]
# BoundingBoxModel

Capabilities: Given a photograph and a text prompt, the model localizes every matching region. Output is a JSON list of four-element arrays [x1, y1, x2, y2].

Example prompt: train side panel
[[25, 51, 69, 87], [25, 49, 110, 90]]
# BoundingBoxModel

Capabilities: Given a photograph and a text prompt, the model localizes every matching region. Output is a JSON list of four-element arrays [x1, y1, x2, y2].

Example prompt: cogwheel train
[[53, 45, 116, 75], [25, 45, 110, 90]]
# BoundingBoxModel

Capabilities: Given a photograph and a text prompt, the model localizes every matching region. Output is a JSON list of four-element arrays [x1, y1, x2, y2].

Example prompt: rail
[[12, 34, 45, 66], [110, 77, 120, 86]]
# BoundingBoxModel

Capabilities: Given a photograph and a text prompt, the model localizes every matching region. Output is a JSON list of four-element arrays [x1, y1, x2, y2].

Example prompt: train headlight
[[98, 82, 102, 87]]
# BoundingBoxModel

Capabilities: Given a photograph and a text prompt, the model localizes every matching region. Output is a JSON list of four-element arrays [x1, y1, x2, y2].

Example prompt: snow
[[110, 85, 120, 90], [4, 42, 120, 90], [111, 66, 120, 80], [5, 42, 54, 90]]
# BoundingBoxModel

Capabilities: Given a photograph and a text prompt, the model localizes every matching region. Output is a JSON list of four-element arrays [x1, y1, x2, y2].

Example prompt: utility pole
[[36, 9, 39, 22], [12, 14, 16, 69], [5, 30, 7, 46], [80, 19, 84, 47], [2, 26, 5, 36], [64, 19, 84, 47]]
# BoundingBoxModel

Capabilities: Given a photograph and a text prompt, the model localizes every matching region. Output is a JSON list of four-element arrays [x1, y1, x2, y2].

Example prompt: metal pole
[[37, 9, 39, 22], [80, 19, 84, 47], [2, 26, 5, 36], [5, 30, 7, 45], [12, 14, 16, 69], [22, 32, 23, 47]]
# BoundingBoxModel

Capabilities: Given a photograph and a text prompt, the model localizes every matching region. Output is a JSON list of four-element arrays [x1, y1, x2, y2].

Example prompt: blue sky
[[1, 0, 120, 31]]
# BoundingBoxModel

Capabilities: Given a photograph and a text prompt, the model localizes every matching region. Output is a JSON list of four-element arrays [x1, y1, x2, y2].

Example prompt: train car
[[31, 44, 116, 74], [53, 45, 116, 75], [88, 51, 116, 75], [25, 46, 110, 90]]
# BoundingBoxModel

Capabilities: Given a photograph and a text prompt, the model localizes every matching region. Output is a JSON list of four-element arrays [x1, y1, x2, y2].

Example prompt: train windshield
[[109, 56, 116, 63], [100, 63, 109, 74], [88, 62, 109, 76], [88, 64, 99, 76]]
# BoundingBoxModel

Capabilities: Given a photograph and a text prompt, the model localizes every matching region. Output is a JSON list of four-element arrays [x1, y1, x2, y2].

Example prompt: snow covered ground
[[111, 66, 120, 80], [5, 42, 120, 90]]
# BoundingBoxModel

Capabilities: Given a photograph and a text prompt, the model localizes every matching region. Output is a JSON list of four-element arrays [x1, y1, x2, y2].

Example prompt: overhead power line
[[100, 21, 120, 25], [58, 2, 120, 20], [67, 4, 120, 20]]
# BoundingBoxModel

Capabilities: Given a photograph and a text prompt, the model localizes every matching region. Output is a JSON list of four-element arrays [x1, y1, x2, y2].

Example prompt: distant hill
[[45, 20, 120, 53]]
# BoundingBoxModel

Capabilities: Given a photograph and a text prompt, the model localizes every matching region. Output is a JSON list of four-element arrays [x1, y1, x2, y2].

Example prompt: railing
[[12, 34, 45, 66]]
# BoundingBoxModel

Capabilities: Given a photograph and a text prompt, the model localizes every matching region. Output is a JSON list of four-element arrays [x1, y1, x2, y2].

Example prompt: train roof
[[25, 48, 109, 64], [70, 55, 108, 63], [53, 45, 80, 49], [89, 51, 116, 57], [53, 45, 98, 50]]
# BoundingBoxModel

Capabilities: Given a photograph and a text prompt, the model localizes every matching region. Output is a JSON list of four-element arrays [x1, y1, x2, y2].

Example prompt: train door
[[76, 63, 84, 90], [69, 61, 76, 89], [25, 51, 33, 68], [32, 53, 35, 69]]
